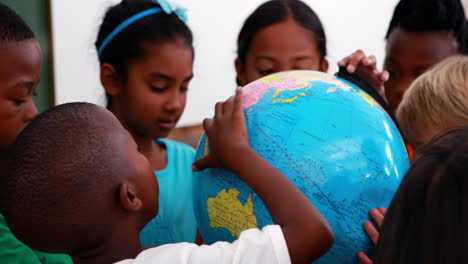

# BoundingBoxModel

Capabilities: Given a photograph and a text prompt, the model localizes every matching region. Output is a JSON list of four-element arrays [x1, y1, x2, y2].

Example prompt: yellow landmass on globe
[[272, 94, 305, 104], [261, 74, 285, 83], [264, 70, 355, 94], [273, 96, 299, 103], [207, 188, 258, 238], [272, 89, 285, 98], [358, 90, 378, 107], [272, 89, 307, 104]]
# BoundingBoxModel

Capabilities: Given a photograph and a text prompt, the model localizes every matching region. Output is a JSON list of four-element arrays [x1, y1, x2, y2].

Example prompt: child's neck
[[0, 149, 6, 164], [131, 132, 167, 171], [112, 110, 168, 171], [76, 226, 142, 264]]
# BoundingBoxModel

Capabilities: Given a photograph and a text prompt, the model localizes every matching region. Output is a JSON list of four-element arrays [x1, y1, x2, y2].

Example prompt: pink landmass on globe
[[242, 76, 299, 110]]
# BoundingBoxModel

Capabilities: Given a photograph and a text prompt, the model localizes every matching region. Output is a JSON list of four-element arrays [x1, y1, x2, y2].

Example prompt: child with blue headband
[[95, 0, 197, 247]]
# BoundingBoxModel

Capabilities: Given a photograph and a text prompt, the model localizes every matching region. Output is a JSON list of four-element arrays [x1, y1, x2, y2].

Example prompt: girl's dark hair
[[374, 126, 468, 264], [95, 0, 193, 108], [236, 0, 327, 66], [0, 2, 35, 42], [386, 0, 467, 54]]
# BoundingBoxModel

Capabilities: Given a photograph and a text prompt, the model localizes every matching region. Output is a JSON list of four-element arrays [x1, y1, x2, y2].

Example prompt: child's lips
[[157, 120, 177, 131]]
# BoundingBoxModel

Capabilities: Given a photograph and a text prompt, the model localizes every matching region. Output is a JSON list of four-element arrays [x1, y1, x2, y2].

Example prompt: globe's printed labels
[[243, 71, 375, 111], [242, 74, 310, 109], [207, 188, 258, 238], [194, 70, 409, 264]]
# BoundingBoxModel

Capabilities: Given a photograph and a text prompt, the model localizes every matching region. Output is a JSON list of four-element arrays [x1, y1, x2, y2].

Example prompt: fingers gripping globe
[[194, 70, 409, 263]]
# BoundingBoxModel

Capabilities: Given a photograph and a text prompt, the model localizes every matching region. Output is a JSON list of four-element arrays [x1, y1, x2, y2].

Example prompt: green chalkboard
[[1, 0, 54, 112]]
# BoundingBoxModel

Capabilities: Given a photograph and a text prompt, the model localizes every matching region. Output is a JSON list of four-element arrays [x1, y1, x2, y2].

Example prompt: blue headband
[[98, 0, 188, 57]]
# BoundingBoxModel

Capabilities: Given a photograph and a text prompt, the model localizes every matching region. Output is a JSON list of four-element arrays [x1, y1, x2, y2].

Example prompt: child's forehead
[[0, 41, 42, 93], [247, 20, 319, 58], [387, 28, 458, 56], [0, 39, 41, 54], [0, 40, 42, 73], [385, 28, 458, 66]]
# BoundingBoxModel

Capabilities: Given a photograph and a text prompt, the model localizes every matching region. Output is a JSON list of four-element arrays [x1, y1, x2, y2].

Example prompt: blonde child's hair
[[396, 55, 468, 140]]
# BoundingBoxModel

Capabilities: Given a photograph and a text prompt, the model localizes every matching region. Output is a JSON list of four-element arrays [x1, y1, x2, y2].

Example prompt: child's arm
[[338, 50, 389, 102], [193, 88, 334, 264]]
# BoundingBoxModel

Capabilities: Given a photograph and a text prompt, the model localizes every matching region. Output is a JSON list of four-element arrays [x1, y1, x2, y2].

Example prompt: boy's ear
[[235, 58, 246, 86], [320, 58, 329, 73], [119, 182, 143, 212], [100, 63, 122, 96]]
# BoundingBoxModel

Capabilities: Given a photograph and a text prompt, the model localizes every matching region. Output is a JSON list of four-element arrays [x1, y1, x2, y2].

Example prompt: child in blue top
[[95, 0, 196, 246], [139, 138, 195, 246]]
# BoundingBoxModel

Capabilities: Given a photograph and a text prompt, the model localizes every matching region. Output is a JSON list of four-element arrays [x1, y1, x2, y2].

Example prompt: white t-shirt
[[115, 225, 290, 264]]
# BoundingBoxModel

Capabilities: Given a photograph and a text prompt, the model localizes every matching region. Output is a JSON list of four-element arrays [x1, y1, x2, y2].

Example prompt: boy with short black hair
[[1, 89, 334, 264], [339, 0, 467, 112], [383, 0, 466, 110]]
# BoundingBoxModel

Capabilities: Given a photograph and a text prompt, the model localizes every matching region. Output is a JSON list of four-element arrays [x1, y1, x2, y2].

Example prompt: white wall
[[464, 0, 468, 17], [51, 0, 399, 126]]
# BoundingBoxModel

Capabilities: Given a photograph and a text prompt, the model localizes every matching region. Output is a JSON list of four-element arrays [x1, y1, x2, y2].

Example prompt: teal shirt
[[0, 213, 72, 264], [139, 139, 197, 247]]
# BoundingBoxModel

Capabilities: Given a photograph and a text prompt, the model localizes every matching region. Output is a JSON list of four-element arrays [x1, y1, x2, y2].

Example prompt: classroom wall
[[50, 0, 400, 126]]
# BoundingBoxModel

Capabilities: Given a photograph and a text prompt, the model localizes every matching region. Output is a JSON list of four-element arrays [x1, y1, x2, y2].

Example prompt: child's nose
[[387, 78, 412, 110], [24, 101, 39, 123], [164, 92, 183, 112], [278, 63, 291, 73]]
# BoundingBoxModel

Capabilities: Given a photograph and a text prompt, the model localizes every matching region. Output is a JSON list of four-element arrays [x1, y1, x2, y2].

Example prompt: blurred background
[[3, 0, 468, 146]]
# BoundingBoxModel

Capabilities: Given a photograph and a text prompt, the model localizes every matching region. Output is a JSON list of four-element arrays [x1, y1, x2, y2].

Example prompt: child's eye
[[151, 86, 165, 93], [259, 69, 274, 76], [10, 99, 26, 105], [293, 66, 310, 71], [180, 87, 189, 93], [386, 70, 399, 80]]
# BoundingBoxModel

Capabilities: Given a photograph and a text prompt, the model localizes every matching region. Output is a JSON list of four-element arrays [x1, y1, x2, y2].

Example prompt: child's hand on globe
[[338, 50, 389, 103], [357, 207, 387, 264], [192, 87, 249, 171]]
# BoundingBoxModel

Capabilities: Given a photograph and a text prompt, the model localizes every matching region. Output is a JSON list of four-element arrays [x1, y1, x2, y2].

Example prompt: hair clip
[[154, 0, 188, 22]]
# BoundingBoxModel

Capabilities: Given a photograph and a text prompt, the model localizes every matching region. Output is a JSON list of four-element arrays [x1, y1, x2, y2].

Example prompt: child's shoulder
[[158, 138, 195, 152], [0, 213, 73, 264], [157, 138, 195, 158]]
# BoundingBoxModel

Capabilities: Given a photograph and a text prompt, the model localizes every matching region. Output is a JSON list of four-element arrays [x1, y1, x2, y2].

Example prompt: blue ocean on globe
[[193, 70, 409, 263]]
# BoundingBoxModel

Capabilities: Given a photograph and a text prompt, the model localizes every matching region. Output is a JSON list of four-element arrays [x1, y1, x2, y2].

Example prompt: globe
[[193, 70, 409, 263]]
